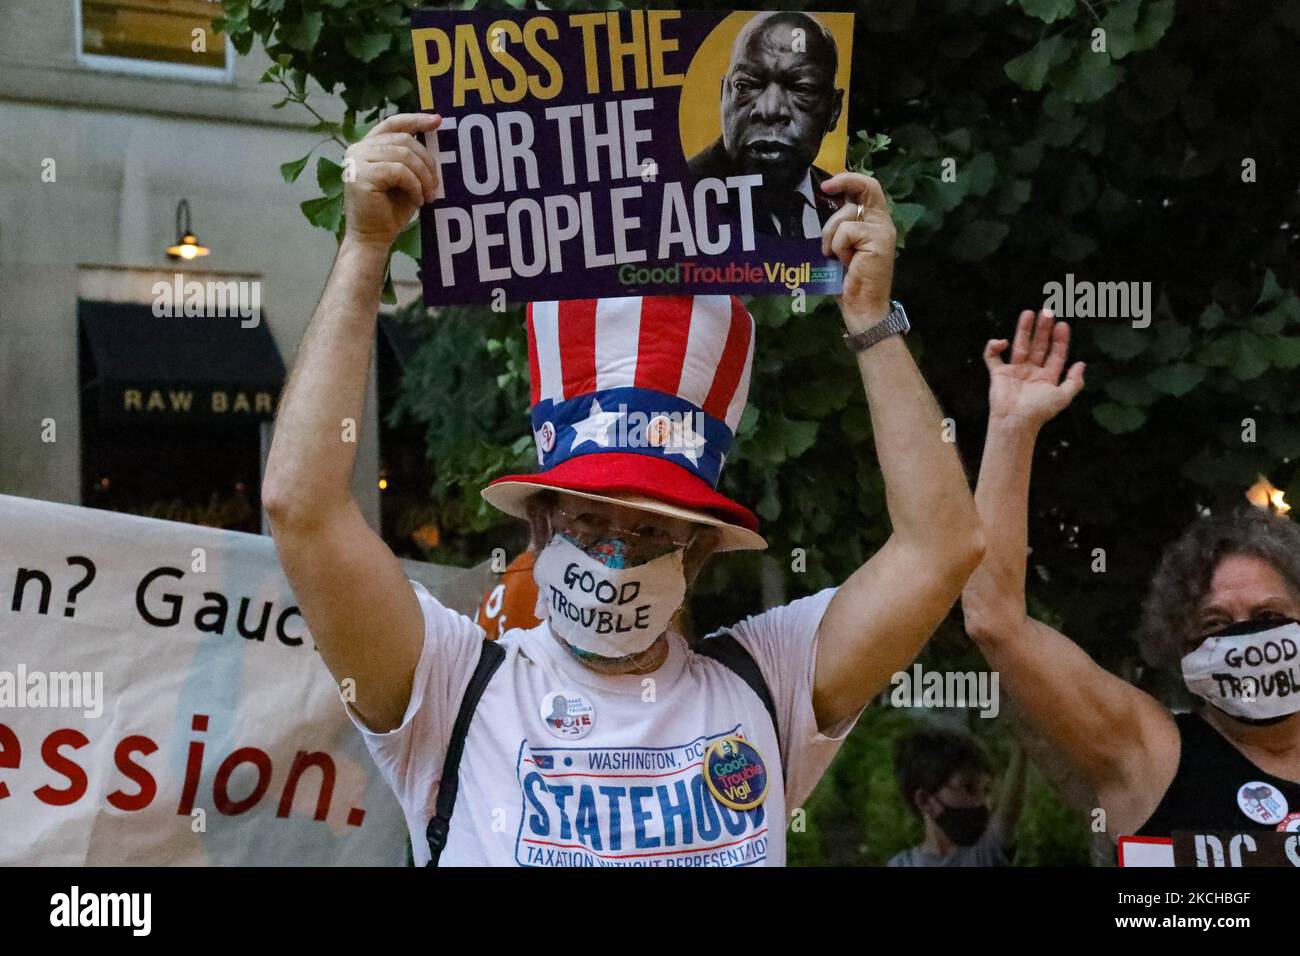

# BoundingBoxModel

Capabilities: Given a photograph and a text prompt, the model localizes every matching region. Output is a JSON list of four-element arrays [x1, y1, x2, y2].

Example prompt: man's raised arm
[[811, 173, 985, 731], [263, 113, 443, 733]]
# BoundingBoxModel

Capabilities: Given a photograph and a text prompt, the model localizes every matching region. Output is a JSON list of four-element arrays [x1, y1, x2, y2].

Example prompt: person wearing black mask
[[889, 726, 1026, 866], [963, 309, 1300, 848]]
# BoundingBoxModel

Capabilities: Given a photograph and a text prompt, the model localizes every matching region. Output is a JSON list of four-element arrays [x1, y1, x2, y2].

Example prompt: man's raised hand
[[820, 172, 896, 331], [342, 112, 442, 251], [984, 309, 1085, 430]]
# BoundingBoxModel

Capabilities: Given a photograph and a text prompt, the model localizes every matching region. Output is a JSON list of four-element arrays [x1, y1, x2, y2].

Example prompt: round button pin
[[538, 421, 556, 454], [539, 689, 595, 740], [1276, 812, 1300, 833], [646, 415, 671, 447], [1236, 781, 1289, 826], [703, 735, 768, 811]]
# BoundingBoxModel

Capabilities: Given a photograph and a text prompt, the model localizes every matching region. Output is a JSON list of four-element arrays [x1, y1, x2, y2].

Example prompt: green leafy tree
[[221, 0, 1300, 864]]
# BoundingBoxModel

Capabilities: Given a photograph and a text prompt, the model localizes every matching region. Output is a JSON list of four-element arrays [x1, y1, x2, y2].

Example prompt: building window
[[83, 420, 265, 533], [77, 0, 233, 81]]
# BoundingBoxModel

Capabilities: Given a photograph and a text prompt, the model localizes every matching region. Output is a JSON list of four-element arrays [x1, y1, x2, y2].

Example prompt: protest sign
[[411, 9, 855, 305], [0, 494, 492, 865]]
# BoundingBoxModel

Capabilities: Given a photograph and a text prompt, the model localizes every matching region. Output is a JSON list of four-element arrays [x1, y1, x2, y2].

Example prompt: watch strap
[[842, 301, 910, 353]]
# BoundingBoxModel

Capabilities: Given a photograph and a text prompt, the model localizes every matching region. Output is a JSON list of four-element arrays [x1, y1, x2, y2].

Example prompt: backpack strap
[[424, 638, 505, 867], [696, 633, 780, 750]]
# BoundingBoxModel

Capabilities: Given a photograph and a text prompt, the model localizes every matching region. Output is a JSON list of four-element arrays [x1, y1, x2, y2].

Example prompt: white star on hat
[[570, 399, 621, 449], [661, 416, 707, 466]]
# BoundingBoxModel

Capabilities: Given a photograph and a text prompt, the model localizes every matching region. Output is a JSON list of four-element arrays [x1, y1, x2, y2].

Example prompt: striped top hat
[[482, 294, 766, 551]]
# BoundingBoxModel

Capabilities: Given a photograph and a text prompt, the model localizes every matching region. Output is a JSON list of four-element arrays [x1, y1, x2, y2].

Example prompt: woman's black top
[[1136, 710, 1300, 836]]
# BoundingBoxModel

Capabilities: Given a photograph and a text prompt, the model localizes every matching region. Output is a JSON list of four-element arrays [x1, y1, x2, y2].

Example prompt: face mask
[[934, 802, 989, 847], [533, 533, 686, 659], [1181, 617, 1300, 722]]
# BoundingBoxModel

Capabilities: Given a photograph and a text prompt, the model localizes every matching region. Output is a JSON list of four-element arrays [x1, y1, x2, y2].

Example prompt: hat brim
[[482, 453, 766, 552]]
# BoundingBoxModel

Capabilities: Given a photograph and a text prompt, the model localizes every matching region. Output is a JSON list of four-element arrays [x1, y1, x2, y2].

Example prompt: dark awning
[[79, 299, 286, 423]]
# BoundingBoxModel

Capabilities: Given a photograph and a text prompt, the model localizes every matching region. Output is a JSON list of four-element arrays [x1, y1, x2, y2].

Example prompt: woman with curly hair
[[962, 308, 1300, 846]]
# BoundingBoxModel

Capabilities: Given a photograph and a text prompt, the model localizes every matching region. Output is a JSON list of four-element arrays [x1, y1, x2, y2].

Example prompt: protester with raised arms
[[889, 727, 1026, 867], [263, 112, 982, 866], [963, 310, 1300, 846]]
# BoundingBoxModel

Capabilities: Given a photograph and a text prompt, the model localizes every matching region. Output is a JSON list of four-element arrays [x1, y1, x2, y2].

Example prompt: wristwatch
[[842, 301, 910, 353]]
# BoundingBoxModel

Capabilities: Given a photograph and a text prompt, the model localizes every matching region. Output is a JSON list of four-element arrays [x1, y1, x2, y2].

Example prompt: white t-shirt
[[348, 580, 859, 866]]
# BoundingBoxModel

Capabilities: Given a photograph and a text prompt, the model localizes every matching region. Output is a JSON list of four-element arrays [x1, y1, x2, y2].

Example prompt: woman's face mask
[[1181, 617, 1300, 722], [533, 532, 687, 660]]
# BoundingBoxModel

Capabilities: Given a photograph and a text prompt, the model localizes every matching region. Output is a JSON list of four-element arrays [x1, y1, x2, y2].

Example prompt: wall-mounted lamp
[[166, 199, 211, 260]]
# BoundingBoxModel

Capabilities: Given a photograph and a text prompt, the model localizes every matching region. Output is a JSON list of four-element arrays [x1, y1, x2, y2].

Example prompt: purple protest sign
[[410, 9, 855, 307]]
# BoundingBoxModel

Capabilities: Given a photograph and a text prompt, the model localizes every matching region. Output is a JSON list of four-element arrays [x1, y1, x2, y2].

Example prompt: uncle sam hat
[[481, 294, 767, 552]]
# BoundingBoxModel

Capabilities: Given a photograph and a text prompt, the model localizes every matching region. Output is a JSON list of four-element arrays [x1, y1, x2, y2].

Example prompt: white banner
[[0, 494, 493, 865]]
